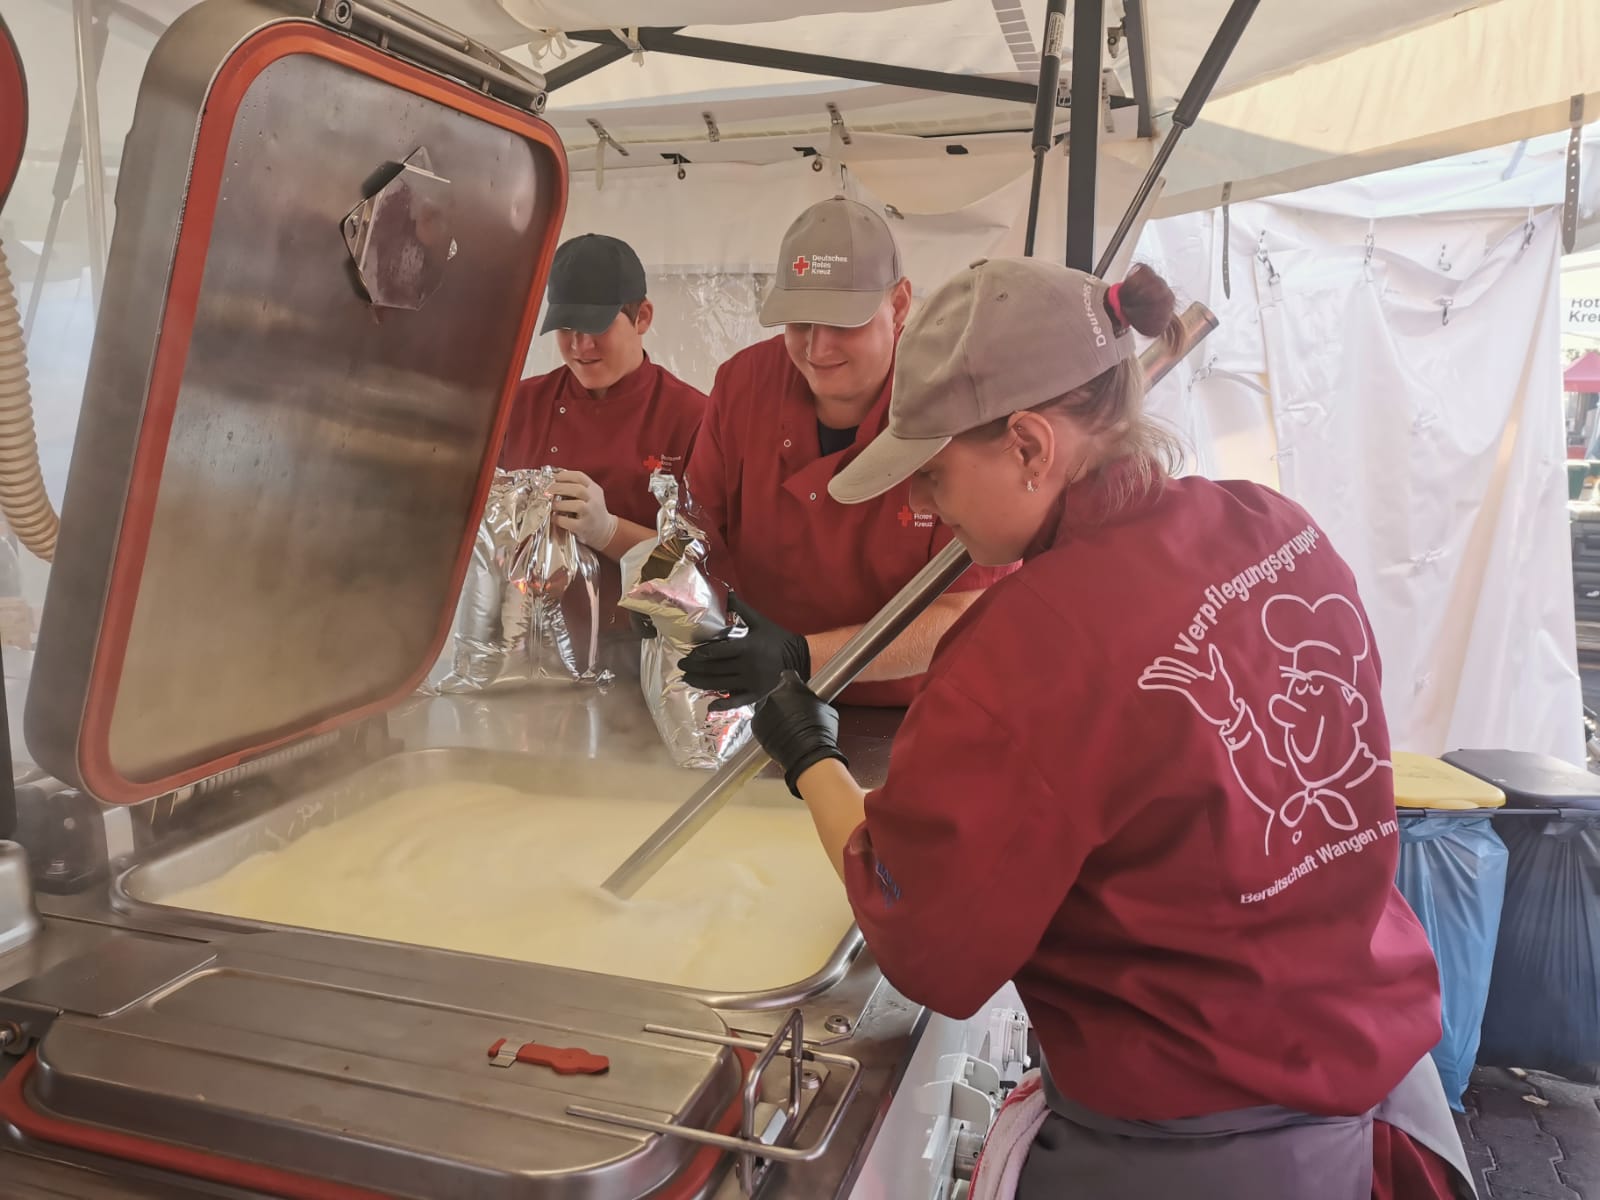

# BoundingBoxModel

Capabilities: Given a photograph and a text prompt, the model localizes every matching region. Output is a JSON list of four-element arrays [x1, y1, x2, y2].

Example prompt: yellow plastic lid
[[1391, 751, 1507, 810]]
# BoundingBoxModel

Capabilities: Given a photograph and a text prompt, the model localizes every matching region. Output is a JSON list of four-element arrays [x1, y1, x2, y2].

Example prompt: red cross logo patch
[[792, 255, 810, 276], [643, 454, 664, 471], [897, 505, 915, 527]]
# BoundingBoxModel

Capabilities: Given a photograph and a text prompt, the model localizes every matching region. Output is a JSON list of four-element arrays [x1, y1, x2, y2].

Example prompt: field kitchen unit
[[0, 2, 1040, 1196]]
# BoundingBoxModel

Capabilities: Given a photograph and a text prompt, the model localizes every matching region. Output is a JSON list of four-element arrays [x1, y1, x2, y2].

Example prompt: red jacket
[[843, 470, 1441, 1121], [500, 356, 705, 632], [686, 336, 1013, 706]]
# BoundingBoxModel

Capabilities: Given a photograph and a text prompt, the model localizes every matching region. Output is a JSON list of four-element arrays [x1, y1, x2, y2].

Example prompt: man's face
[[782, 279, 911, 419], [555, 301, 652, 394]]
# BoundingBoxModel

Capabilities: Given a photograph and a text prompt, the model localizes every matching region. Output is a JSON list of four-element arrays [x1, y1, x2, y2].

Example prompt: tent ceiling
[[1145, 0, 1598, 217], [510, 0, 1559, 216], [81, 0, 1504, 126], [498, 1, 945, 31], [507, 1, 1502, 128], [23, 0, 1593, 227]]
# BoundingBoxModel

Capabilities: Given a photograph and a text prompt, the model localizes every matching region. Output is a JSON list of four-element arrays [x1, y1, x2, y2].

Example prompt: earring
[[1025, 478, 1038, 493]]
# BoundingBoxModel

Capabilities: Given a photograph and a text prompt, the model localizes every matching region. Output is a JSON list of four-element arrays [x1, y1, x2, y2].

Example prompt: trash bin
[[1391, 752, 1508, 1111], [1443, 748, 1600, 1081]]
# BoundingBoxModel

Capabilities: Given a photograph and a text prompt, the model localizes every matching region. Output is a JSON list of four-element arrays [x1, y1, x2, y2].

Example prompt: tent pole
[[1022, 0, 1069, 258], [1064, 0, 1105, 272], [73, 0, 110, 308], [545, 29, 685, 92], [1122, 0, 1154, 140], [562, 27, 1136, 111], [24, 3, 107, 338], [545, 44, 631, 91], [1093, 0, 1262, 277]]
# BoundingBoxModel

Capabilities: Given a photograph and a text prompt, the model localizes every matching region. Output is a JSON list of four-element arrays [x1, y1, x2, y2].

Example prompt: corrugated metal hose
[[0, 237, 59, 562]]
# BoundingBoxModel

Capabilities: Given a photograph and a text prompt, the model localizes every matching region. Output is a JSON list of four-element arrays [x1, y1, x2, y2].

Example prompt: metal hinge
[[316, 0, 548, 114]]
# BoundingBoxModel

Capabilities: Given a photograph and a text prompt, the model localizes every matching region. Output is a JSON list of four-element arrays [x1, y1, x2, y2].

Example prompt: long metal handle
[[602, 304, 1219, 899]]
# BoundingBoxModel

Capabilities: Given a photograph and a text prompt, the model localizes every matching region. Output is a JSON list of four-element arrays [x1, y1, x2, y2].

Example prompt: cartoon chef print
[[1139, 593, 1387, 854]]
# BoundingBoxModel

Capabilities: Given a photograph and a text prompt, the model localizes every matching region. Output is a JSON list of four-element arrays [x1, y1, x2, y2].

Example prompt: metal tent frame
[[539, 1, 1258, 272]]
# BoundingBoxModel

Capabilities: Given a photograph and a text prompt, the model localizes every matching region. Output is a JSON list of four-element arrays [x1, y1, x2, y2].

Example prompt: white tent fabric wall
[[525, 142, 1151, 388], [1138, 198, 1581, 764], [530, 137, 1585, 766]]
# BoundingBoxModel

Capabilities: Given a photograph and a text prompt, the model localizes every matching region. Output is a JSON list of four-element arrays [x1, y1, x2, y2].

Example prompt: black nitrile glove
[[753, 671, 848, 797], [679, 592, 810, 713]]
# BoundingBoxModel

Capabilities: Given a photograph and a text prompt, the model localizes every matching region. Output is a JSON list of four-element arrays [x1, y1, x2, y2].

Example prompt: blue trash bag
[[1394, 815, 1508, 1110], [1478, 815, 1600, 1082]]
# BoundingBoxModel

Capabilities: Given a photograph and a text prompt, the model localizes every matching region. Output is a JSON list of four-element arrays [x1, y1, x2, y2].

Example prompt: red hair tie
[[1106, 281, 1127, 329]]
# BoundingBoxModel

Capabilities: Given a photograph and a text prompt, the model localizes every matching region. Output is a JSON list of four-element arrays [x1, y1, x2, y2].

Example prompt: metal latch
[[487, 1038, 610, 1076], [316, 0, 548, 114]]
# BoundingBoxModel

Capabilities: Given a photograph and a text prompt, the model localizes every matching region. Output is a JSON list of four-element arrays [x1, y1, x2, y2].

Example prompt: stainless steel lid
[[15, 932, 740, 1198], [25, 0, 567, 805]]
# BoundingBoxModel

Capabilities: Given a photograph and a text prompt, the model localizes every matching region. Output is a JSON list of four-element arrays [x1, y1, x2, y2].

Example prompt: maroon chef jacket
[[499, 355, 705, 633], [684, 335, 1015, 707], [843, 467, 1442, 1121]]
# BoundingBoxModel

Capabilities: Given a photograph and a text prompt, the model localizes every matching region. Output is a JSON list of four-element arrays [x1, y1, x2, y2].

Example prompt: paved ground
[[1460, 1069, 1600, 1199]]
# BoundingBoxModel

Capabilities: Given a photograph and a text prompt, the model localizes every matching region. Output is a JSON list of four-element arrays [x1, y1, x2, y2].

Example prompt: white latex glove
[[549, 470, 619, 549]]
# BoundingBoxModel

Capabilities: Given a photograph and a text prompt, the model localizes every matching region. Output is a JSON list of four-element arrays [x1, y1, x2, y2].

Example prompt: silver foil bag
[[437, 467, 601, 691], [619, 471, 753, 768]]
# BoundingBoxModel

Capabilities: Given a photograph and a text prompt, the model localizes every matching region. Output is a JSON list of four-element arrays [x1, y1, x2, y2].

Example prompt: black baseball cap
[[538, 233, 648, 336]]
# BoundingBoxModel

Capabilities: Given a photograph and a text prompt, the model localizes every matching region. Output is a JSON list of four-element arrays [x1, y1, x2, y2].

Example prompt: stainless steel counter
[[0, 681, 927, 1199]]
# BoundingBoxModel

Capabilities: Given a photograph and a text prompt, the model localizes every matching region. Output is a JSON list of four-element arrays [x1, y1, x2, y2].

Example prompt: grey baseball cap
[[829, 257, 1134, 504], [758, 197, 904, 329]]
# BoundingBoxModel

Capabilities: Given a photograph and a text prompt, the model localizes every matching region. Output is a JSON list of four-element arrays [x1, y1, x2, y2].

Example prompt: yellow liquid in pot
[[164, 782, 856, 992]]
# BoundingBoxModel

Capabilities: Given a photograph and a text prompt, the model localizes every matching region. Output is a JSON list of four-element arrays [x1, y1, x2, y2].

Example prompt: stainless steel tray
[[114, 748, 864, 1010], [20, 929, 744, 1200]]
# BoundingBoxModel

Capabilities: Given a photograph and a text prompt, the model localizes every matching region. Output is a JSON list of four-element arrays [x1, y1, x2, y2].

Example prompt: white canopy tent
[[14, 1, 1598, 223], [471, 0, 1600, 227]]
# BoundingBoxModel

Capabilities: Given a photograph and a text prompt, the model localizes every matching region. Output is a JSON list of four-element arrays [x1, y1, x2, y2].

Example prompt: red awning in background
[[1567, 351, 1600, 392]]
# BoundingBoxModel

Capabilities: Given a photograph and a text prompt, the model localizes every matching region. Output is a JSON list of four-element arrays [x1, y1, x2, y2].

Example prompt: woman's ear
[[1009, 410, 1058, 472], [889, 277, 914, 333]]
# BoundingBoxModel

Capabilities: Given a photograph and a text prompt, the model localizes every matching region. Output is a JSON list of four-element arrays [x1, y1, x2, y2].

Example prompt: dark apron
[[1018, 1056, 1475, 1200]]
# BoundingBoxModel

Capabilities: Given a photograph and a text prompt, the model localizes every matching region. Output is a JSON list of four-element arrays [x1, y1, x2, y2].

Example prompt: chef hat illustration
[[1262, 593, 1369, 688]]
